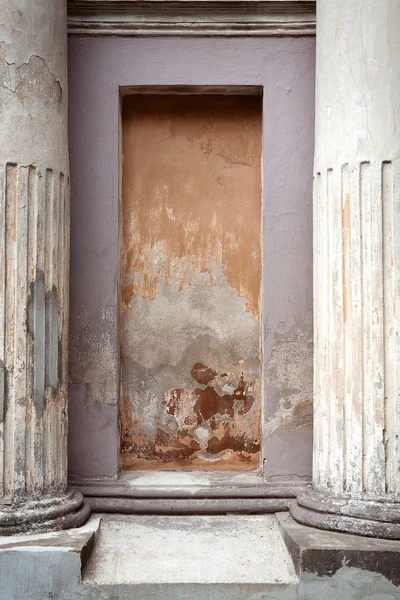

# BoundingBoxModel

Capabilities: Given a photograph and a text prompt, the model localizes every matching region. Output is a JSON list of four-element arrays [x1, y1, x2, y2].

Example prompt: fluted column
[[290, 0, 400, 538], [0, 0, 90, 534]]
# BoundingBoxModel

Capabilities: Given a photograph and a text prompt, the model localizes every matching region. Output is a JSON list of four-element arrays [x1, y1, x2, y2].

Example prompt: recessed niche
[[120, 91, 262, 471]]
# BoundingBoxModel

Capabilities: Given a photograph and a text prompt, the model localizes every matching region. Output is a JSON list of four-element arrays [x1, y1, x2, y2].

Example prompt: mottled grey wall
[[67, 37, 315, 480]]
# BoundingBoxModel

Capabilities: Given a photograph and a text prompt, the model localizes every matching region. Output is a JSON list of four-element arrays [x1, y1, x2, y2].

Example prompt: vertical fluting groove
[[25, 166, 39, 496], [0, 165, 5, 499], [349, 163, 363, 496], [393, 161, 400, 496], [60, 172, 68, 491], [372, 161, 386, 495], [315, 170, 329, 487], [360, 161, 370, 494], [382, 160, 396, 494], [326, 168, 333, 488], [50, 173, 60, 488], [14, 167, 29, 497], [56, 173, 65, 490], [341, 163, 350, 492], [320, 169, 329, 487], [360, 162, 371, 492], [61, 176, 70, 487], [3, 164, 18, 499], [333, 166, 345, 495], [313, 172, 322, 487], [364, 162, 386, 495], [34, 169, 46, 496], [25, 167, 34, 493], [327, 167, 344, 493], [43, 168, 53, 491], [359, 164, 365, 495]]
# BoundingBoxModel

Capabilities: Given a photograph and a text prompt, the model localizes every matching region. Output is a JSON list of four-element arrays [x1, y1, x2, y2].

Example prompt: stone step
[[82, 514, 299, 599], [0, 517, 101, 600], [3, 512, 400, 599]]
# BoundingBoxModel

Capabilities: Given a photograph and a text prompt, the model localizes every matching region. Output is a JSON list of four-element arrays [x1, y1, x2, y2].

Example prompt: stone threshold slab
[[73, 471, 308, 514], [72, 470, 308, 499], [83, 514, 299, 586]]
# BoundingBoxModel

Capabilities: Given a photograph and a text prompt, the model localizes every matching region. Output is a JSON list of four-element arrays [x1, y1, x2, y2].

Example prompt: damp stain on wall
[[120, 93, 262, 470], [121, 363, 261, 470]]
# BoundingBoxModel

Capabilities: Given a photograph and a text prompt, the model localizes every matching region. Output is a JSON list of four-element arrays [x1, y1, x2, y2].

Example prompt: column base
[[290, 489, 400, 540], [0, 489, 91, 536]]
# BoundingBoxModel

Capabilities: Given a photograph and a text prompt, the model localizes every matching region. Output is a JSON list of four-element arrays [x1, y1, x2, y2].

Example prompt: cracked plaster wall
[[68, 36, 315, 481], [0, 1, 68, 170]]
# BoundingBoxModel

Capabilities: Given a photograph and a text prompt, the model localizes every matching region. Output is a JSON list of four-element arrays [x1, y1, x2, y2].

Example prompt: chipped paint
[[120, 93, 262, 470], [121, 94, 262, 320], [15, 56, 62, 109], [265, 319, 313, 436], [69, 303, 117, 407]]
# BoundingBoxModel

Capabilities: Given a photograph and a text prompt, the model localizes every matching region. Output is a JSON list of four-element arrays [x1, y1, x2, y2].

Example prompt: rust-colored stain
[[121, 365, 261, 470], [120, 93, 262, 471], [191, 362, 217, 385], [26, 399, 33, 424], [5, 165, 18, 244], [342, 193, 351, 323], [5, 165, 18, 359]]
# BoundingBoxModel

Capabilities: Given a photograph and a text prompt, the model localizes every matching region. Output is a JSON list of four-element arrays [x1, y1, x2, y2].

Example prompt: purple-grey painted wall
[[67, 36, 315, 481]]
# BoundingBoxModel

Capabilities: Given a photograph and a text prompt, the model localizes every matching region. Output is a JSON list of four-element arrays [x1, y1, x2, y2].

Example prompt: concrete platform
[[3, 512, 400, 599], [84, 514, 299, 586]]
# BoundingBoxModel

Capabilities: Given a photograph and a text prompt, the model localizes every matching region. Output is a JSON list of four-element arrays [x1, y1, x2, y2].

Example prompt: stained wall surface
[[121, 94, 262, 470], [68, 37, 315, 481]]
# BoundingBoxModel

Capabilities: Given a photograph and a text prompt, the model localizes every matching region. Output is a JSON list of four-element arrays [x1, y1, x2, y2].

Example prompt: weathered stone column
[[290, 0, 400, 538], [0, 1, 90, 534]]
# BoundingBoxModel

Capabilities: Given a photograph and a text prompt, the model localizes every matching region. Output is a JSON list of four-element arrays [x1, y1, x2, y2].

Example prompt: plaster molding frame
[[70, 475, 311, 513], [67, 0, 316, 36]]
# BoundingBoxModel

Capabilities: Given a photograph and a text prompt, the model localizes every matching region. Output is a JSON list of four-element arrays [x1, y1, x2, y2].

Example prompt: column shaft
[[0, 0, 89, 534], [291, 0, 400, 538]]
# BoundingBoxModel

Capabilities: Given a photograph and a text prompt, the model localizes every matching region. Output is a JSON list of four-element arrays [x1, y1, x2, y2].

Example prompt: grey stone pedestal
[[278, 512, 400, 587]]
